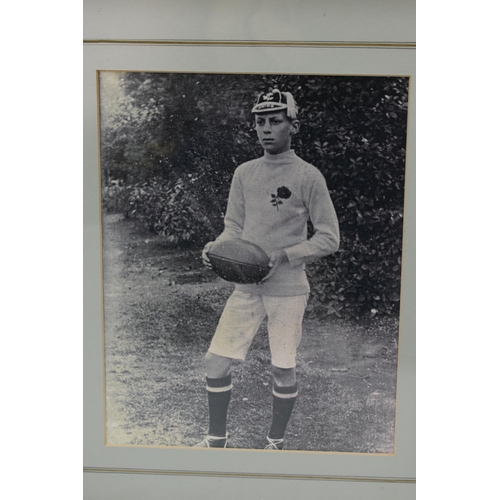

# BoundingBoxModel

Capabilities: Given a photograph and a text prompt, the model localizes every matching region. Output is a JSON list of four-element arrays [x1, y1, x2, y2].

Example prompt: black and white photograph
[[98, 70, 409, 454]]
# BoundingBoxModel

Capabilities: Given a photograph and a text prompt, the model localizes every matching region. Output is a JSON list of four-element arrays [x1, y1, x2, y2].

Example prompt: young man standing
[[197, 89, 340, 450]]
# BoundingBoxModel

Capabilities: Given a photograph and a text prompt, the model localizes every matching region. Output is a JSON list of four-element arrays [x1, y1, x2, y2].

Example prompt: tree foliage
[[99, 72, 409, 318]]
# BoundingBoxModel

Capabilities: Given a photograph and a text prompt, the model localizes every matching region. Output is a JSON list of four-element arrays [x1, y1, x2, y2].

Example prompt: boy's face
[[254, 110, 299, 155]]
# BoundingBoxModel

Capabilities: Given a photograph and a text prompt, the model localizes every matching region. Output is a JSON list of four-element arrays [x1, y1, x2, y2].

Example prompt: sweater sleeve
[[284, 168, 340, 267], [215, 168, 245, 242]]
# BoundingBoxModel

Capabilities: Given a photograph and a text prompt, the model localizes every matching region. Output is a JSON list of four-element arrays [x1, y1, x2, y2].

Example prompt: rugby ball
[[208, 239, 270, 284]]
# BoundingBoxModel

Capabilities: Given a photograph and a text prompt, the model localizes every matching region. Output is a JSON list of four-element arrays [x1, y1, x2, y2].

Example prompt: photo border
[[84, 40, 415, 496]]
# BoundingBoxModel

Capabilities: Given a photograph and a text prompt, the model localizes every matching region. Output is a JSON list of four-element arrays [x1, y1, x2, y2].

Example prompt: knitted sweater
[[215, 149, 340, 296]]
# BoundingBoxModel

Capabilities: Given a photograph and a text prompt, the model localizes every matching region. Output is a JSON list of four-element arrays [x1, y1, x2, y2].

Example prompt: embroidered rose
[[270, 186, 292, 211]]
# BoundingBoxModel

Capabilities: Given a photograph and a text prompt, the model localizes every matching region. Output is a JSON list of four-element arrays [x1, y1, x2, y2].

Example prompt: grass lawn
[[102, 214, 399, 453]]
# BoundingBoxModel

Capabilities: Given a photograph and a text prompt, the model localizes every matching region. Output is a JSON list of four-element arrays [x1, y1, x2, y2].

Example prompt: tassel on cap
[[283, 91, 297, 119]]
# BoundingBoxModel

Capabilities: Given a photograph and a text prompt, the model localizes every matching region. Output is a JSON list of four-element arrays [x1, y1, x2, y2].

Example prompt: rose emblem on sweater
[[270, 186, 292, 211]]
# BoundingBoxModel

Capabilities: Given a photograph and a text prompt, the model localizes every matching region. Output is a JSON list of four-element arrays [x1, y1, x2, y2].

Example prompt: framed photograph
[[98, 68, 407, 452], [84, 5, 415, 499]]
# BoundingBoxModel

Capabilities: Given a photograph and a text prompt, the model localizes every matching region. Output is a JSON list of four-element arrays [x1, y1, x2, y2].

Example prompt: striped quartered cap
[[252, 89, 298, 119]]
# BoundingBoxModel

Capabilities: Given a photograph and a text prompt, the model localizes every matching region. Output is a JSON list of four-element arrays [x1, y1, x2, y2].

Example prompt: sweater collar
[[262, 149, 297, 165]]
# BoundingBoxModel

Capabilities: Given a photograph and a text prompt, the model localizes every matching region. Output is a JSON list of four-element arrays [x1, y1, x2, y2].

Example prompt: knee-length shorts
[[208, 290, 308, 369]]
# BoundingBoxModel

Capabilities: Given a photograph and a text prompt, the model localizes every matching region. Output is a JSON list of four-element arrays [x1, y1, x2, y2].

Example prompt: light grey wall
[[83, 0, 416, 43]]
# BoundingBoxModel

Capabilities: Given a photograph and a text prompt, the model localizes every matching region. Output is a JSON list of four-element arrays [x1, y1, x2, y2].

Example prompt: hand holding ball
[[206, 239, 270, 284]]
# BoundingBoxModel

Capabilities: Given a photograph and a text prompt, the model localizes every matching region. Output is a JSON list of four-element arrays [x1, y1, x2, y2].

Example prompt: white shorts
[[208, 290, 308, 369]]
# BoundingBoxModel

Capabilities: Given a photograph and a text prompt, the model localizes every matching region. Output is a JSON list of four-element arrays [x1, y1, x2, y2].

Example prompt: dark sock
[[206, 375, 232, 444], [269, 382, 298, 443]]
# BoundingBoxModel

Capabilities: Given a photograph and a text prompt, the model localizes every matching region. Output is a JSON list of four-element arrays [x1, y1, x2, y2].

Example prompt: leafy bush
[[307, 207, 404, 319], [101, 180, 131, 214], [103, 176, 220, 246]]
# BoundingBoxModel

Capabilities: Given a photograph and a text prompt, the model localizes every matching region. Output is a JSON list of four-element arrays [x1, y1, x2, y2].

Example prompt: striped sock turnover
[[206, 374, 232, 441], [268, 382, 298, 442]]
